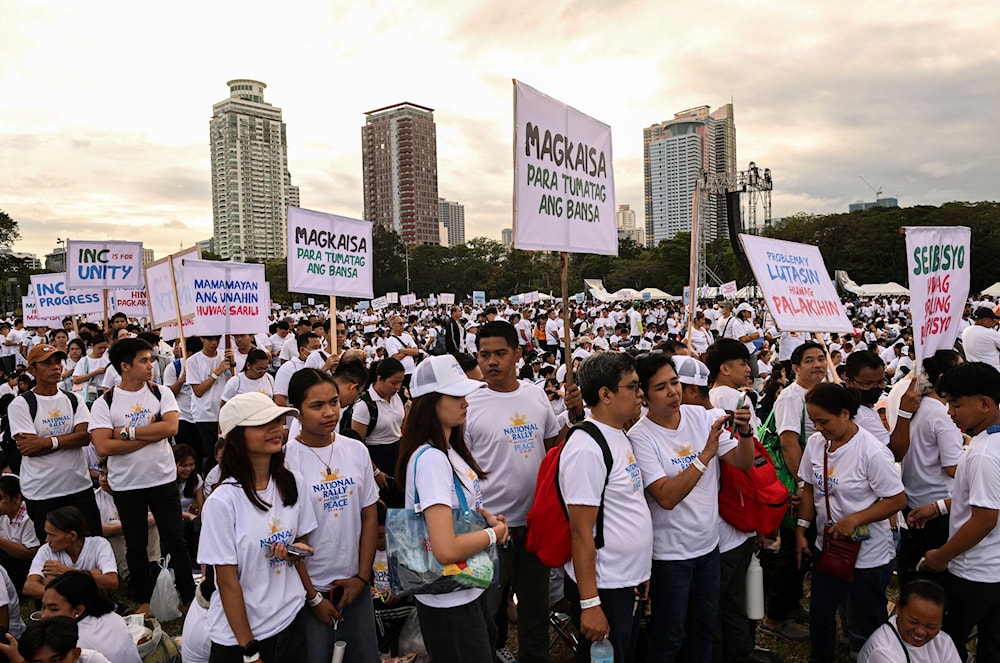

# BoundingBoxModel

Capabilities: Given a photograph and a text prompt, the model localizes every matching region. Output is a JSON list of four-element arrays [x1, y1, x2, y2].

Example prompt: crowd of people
[[0, 291, 998, 663]]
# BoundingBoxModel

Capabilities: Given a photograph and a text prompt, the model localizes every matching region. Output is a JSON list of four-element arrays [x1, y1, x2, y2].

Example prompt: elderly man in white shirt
[[961, 307, 1000, 369]]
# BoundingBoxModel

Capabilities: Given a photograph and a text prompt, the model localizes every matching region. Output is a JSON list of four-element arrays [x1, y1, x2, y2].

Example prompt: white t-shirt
[[630, 406, 738, 560], [855, 405, 890, 447], [303, 349, 335, 373], [465, 382, 561, 526], [163, 360, 193, 423], [774, 381, 815, 440], [28, 537, 117, 578], [199, 473, 318, 645], [558, 419, 653, 589], [221, 372, 275, 403], [203, 465, 222, 501], [181, 597, 212, 663], [947, 425, 1000, 583], [0, 501, 39, 549], [707, 389, 760, 553], [73, 354, 109, 397], [898, 397, 964, 508], [384, 334, 418, 374], [797, 428, 903, 568], [857, 614, 960, 663], [0, 565, 24, 638], [284, 436, 379, 591], [7, 390, 93, 501], [78, 613, 141, 663], [185, 352, 228, 422], [273, 357, 306, 398], [88, 384, 179, 491], [352, 387, 404, 446], [404, 444, 486, 609], [961, 324, 1000, 368]]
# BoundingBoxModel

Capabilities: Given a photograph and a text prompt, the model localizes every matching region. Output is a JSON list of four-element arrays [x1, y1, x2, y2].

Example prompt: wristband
[[579, 596, 601, 610], [306, 591, 323, 607], [738, 428, 752, 438], [373, 467, 383, 477], [353, 574, 370, 585], [691, 457, 708, 474], [208, 373, 217, 380], [243, 655, 261, 663], [936, 499, 949, 516], [51, 437, 59, 450], [797, 481, 806, 490], [797, 518, 811, 529], [485, 527, 497, 546], [897, 410, 913, 420], [129, 427, 137, 441]]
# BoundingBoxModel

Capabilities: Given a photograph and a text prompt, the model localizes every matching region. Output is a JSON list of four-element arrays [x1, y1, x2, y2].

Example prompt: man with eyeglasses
[[384, 315, 418, 391], [843, 351, 891, 446]]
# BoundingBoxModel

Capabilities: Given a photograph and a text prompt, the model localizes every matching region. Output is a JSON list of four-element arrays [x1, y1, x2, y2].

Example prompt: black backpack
[[428, 330, 448, 356], [102, 382, 164, 423], [339, 390, 378, 440], [21, 389, 81, 421]]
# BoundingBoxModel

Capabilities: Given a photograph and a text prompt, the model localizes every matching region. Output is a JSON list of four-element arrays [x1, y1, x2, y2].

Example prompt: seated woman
[[0, 615, 112, 663], [0, 474, 40, 591], [40, 571, 140, 663], [23, 507, 118, 600], [0, 565, 25, 639], [858, 579, 960, 663]]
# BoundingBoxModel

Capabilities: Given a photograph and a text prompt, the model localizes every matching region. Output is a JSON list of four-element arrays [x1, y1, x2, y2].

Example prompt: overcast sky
[[3, 0, 998, 262]]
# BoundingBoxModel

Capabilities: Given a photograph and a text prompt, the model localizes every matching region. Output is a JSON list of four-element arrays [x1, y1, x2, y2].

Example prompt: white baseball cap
[[219, 392, 299, 437], [673, 355, 710, 387], [410, 355, 486, 398]]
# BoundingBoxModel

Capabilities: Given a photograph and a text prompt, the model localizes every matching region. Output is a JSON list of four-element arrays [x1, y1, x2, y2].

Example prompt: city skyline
[[3, 1, 997, 261]]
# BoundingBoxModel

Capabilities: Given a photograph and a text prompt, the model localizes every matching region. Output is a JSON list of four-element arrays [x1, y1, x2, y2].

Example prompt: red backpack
[[526, 421, 613, 568], [718, 433, 790, 536]]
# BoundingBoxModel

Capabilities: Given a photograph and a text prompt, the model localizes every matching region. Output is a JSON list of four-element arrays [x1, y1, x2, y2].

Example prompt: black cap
[[974, 307, 999, 320]]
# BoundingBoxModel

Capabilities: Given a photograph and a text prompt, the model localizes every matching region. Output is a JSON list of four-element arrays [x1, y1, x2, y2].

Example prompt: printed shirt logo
[[124, 402, 153, 426], [259, 516, 293, 573], [670, 444, 699, 470], [814, 465, 839, 496], [312, 468, 355, 517], [625, 451, 643, 492], [503, 412, 540, 459], [371, 551, 390, 600], [460, 468, 484, 509], [41, 409, 71, 436]]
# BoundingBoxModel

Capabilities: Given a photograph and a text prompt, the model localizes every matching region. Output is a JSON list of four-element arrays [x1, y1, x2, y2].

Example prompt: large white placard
[[143, 247, 200, 330], [513, 80, 617, 255], [110, 288, 149, 318], [29, 273, 103, 317], [400, 293, 417, 307], [186, 260, 269, 335], [905, 226, 971, 370], [65, 240, 144, 288], [23, 295, 62, 326], [739, 234, 853, 333], [286, 206, 374, 298], [439, 293, 455, 305]]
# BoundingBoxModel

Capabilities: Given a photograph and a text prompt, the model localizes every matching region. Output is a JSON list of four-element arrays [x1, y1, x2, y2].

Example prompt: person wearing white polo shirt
[[961, 307, 1000, 369], [384, 315, 419, 391]]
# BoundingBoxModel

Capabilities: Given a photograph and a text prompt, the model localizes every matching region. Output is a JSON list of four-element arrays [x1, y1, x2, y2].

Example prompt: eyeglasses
[[616, 381, 642, 394], [852, 378, 887, 389]]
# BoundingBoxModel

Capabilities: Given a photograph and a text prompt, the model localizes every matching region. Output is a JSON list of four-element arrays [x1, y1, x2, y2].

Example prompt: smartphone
[[286, 546, 313, 558], [329, 584, 345, 605], [729, 393, 748, 430]]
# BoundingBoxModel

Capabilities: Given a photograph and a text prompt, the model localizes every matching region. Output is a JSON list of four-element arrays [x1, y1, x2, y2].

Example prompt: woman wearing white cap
[[393, 355, 509, 663], [198, 392, 318, 663]]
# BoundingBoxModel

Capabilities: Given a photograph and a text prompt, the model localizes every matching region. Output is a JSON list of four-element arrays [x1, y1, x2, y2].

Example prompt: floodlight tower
[[698, 162, 772, 286]]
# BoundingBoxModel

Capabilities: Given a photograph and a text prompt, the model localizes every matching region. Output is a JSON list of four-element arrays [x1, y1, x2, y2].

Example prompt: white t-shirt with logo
[[185, 352, 228, 422], [465, 382, 561, 527], [404, 444, 486, 609], [199, 473, 318, 645], [899, 397, 964, 508], [559, 419, 653, 589], [89, 384, 179, 491], [947, 426, 1000, 583], [857, 614, 960, 663], [284, 436, 379, 592], [630, 406, 738, 560], [7, 391, 92, 501], [29, 536, 117, 578], [798, 428, 903, 568]]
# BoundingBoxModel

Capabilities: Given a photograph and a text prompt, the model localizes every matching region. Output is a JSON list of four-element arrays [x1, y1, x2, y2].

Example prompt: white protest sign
[[159, 317, 196, 343], [400, 293, 417, 306], [739, 234, 853, 333], [110, 288, 148, 318], [372, 296, 388, 311], [29, 273, 103, 317], [905, 226, 971, 370], [65, 240, 144, 289], [721, 280, 738, 299], [186, 260, 269, 335], [526, 291, 539, 304], [385, 292, 399, 304], [513, 80, 617, 255], [427, 296, 437, 307], [286, 206, 373, 298], [143, 247, 200, 329], [307, 297, 315, 306], [22, 295, 62, 326], [439, 293, 455, 305]]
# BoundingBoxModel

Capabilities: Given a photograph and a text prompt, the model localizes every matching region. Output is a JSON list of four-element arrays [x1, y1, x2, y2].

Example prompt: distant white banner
[[372, 296, 388, 311], [905, 226, 971, 370], [30, 273, 103, 317], [400, 293, 417, 306], [385, 292, 399, 304], [740, 234, 853, 333], [721, 280, 738, 299], [438, 293, 455, 305], [66, 240, 144, 289], [287, 206, 373, 298], [513, 80, 617, 255]]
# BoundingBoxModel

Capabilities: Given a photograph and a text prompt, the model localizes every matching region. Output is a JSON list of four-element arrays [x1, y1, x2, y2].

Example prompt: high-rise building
[[210, 79, 297, 262], [643, 103, 735, 245], [0, 249, 41, 270], [616, 204, 645, 246], [849, 197, 898, 212], [142, 249, 155, 265], [196, 238, 216, 256], [362, 103, 440, 247], [501, 228, 513, 247], [439, 198, 466, 247]]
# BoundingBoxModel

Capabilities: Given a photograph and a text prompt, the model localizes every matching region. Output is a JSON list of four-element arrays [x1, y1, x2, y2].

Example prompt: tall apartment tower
[[210, 80, 298, 261], [362, 103, 440, 247], [501, 228, 513, 247], [438, 198, 466, 247], [616, 204, 645, 246], [643, 103, 735, 246]]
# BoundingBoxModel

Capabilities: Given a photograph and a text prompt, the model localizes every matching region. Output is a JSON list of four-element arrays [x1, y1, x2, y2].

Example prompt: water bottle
[[745, 553, 765, 620], [591, 638, 614, 663]]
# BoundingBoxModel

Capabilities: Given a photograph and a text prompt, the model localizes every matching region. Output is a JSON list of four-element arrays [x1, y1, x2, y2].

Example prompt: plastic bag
[[397, 609, 428, 663], [150, 555, 182, 622]]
